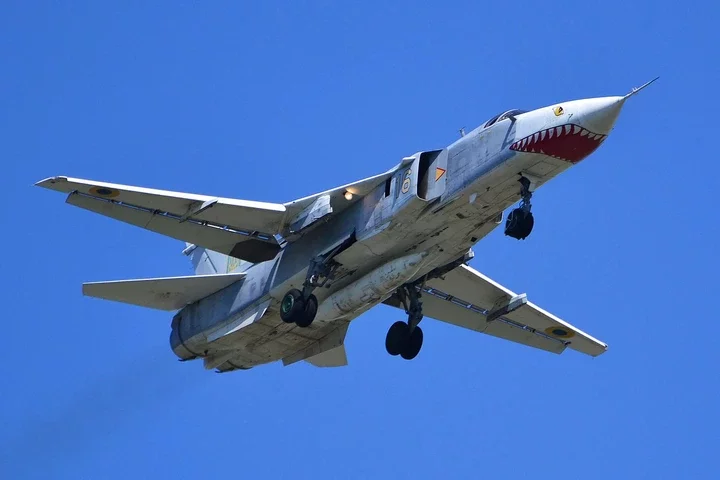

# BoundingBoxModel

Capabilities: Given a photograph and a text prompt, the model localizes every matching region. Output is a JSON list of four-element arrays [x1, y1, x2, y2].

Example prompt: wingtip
[[35, 176, 68, 189], [34, 177, 52, 187], [593, 342, 609, 357]]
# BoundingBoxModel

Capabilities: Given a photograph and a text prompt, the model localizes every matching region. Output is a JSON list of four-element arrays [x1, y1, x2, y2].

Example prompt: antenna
[[624, 76, 660, 99], [459, 127, 466, 137]]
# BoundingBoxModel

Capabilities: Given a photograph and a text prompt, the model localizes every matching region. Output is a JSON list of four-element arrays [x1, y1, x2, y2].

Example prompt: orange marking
[[435, 167, 446, 182]]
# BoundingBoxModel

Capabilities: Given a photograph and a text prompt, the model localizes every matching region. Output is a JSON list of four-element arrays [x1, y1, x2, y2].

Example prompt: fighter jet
[[36, 80, 656, 371]]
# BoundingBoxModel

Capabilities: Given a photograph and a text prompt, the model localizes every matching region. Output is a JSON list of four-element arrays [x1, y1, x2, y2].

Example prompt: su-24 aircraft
[[37, 79, 657, 372]]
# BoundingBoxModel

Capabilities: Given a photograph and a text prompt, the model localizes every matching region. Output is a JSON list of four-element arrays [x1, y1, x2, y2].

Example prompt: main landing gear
[[385, 283, 424, 360], [280, 248, 342, 328], [504, 176, 534, 240], [279, 288, 317, 328]]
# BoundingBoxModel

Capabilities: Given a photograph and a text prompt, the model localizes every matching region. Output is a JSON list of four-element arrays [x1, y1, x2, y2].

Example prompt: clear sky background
[[2, 1, 719, 478]]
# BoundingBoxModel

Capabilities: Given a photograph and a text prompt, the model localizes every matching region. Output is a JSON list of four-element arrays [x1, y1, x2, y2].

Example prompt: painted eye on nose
[[553, 106, 564, 116]]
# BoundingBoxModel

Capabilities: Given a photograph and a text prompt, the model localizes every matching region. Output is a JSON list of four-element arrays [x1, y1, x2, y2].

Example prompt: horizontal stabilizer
[[82, 273, 246, 311]]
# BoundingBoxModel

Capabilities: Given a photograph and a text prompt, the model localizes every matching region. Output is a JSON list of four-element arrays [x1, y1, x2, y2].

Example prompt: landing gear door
[[418, 149, 448, 202]]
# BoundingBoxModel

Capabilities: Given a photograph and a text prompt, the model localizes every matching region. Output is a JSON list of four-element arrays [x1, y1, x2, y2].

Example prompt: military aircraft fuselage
[[170, 94, 628, 370]]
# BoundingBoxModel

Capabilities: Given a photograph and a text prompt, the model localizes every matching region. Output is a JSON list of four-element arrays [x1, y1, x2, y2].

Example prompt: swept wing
[[36, 167, 405, 262], [385, 264, 607, 356], [36, 176, 287, 262]]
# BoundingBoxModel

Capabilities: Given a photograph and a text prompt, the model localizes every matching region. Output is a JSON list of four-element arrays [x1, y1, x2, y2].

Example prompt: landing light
[[344, 191, 353, 201]]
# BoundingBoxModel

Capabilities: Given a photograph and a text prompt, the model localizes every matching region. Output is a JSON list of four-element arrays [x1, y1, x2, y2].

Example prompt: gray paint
[[39, 89, 642, 371], [171, 116, 526, 368]]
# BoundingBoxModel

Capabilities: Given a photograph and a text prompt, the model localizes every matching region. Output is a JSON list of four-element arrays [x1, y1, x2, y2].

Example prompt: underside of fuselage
[[134, 91, 641, 371], [38, 83, 654, 372], [186, 137, 577, 372]]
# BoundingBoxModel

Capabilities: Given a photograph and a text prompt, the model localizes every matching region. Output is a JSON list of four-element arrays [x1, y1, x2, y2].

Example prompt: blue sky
[[2, 1, 719, 478]]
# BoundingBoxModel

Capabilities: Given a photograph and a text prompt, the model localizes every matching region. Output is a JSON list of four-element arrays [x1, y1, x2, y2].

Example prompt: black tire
[[400, 326, 423, 360], [385, 321, 409, 356], [295, 294, 318, 328], [522, 211, 534, 238], [505, 208, 522, 230], [280, 289, 304, 323], [505, 208, 533, 240]]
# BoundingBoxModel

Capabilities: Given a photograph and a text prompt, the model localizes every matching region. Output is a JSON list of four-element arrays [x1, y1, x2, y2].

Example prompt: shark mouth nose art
[[510, 124, 606, 163]]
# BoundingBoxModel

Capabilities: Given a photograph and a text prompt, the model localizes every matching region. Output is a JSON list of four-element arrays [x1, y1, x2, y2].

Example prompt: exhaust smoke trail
[[1, 344, 210, 477]]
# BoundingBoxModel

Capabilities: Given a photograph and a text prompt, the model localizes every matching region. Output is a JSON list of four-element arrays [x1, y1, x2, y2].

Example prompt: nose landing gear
[[385, 283, 424, 360], [505, 176, 535, 240]]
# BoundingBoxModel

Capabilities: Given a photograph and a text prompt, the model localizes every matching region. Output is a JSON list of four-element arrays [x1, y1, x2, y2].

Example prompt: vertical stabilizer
[[183, 243, 252, 275]]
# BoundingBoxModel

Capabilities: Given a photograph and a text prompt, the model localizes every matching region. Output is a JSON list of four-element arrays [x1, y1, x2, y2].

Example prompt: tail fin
[[183, 243, 252, 275]]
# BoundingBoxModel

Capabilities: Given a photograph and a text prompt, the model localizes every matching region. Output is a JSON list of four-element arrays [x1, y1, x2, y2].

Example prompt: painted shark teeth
[[509, 124, 606, 163]]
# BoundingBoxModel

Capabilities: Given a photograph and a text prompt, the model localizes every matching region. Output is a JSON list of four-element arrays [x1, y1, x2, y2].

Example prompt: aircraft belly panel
[[524, 160, 558, 177], [195, 291, 352, 368], [207, 310, 349, 367], [456, 151, 565, 216]]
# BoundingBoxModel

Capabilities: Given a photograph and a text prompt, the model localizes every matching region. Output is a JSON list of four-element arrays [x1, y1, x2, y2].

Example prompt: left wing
[[384, 264, 607, 357]]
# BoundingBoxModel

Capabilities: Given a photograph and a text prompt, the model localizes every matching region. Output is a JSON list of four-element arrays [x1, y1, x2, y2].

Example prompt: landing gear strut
[[280, 245, 343, 328], [385, 283, 424, 360], [504, 176, 534, 240]]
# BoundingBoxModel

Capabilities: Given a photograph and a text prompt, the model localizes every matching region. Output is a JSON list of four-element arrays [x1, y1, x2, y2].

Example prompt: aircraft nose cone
[[574, 96, 626, 135], [510, 96, 627, 164]]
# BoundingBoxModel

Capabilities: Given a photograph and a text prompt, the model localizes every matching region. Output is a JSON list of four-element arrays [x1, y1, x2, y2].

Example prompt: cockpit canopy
[[483, 109, 527, 128]]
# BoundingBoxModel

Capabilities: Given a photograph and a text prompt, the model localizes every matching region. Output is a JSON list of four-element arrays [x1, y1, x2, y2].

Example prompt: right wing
[[36, 176, 287, 263], [384, 264, 607, 357], [36, 164, 410, 262]]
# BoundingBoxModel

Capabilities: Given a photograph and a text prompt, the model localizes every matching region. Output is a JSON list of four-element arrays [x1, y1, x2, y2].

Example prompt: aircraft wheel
[[385, 321, 409, 356], [295, 294, 318, 328], [521, 211, 534, 238], [400, 326, 423, 360], [504, 208, 534, 240], [280, 289, 304, 323]]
